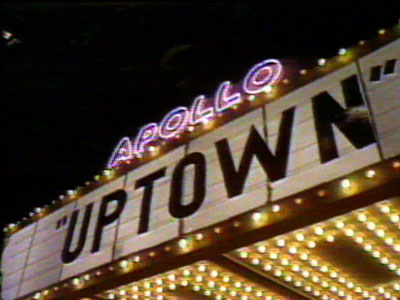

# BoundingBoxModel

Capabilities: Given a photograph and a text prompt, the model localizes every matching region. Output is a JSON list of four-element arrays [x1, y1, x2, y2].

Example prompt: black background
[[1, 2, 399, 243]]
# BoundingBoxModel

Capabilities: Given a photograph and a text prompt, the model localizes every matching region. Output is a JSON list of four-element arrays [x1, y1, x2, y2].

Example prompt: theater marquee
[[2, 27, 400, 300]]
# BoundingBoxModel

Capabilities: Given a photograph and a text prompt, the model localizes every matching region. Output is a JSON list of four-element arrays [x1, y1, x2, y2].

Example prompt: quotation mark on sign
[[369, 59, 397, 82], [56, 216, 68, 230]]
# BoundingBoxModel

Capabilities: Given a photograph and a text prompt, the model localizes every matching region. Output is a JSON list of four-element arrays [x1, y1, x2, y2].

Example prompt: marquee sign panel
[[1, 31, 399, 300]]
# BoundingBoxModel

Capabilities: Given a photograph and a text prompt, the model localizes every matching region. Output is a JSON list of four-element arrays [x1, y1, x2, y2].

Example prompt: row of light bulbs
[[233, 200, 400, 300]]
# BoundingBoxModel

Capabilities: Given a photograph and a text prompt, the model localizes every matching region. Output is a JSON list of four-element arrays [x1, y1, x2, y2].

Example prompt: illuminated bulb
[[156, 278, 163, 285], [367, 221, 376, 230], [272, 205, 280, 212], [302, 270, 310, 278], [338, 48, 347, 55], [208, 270, 219, 278], [248, 95, 255, 101], [269, 252, 279, 260], [300, 253, 309, 261], [300, 69, 307, 75], [72, 278, 81, 286], [208, 281, 216, 288], [239, 251, 249, 259], [119, 260, 130, 269], [257, 245, 267, 253], [193, 285, 201, 291], [320, 266, 329, 273], [234, 281, 242, 288], [294, 281, 302, 287], [310, 259, 319, 267], [345, 229, 355, 237], [244, 286, 252, 292], [312, 276, 320, 283], [168, 284, 176, 290], [346, 282, 354, 289], [223, 276, 230, 282], [318, 58, 326, 66], [274, 270, 282, 277], [379, 29, 386, 35], [195, 233, 204, 240], [198, 265, 207, 272], [329, 271, 338, 278], [263, 85, 273, 94], [281, 258, 289, 266], [341, 179, 351, 189], [252, 212, 263, 221], [263, 264, 273, 271], [357, 213, 367, 222], [295, 233, 305, 241], [251, 258, 260, 265], [307, 241, 317, 248], [372, 250, 380, 258], [355, 236, 364, 244], [376, 229, 385, 238], [292, 265, 300, 272], [289, 246, 298, 254], [326, 235, 335, 243], [314, 227, 324, 235], [364, 244, 373, 252], [390, 215, 399, 223], [276, 239, 286, 247], [385, 237, 394, 245], [133, 256, 140, 263], [180, 280, 188, 287], [284, 275, 293, 282], [393, 161, 400, 169], [219, 286, 227, 292], [178, 238, 189, 249], [143, 282, 151, 289], [365, 169, 376, 178], [380, 205, 391, 214]]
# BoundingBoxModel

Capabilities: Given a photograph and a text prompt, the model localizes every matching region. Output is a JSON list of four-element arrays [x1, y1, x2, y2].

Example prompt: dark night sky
[[1, 3, 399, 239]]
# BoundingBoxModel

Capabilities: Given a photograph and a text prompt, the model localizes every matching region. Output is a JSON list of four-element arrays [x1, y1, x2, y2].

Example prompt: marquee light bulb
[[365, 169, 376, 178], [276, 239, 286, 247], [252, 212, 263, 221], [178, 238, 189, 249], [338, 48, 347, 55], [341, 179, 351, 189], [257, 245, 267, 253], [272, 205, 280, 212], [314, 227, 324, 235], [318, 58, 326, 66]]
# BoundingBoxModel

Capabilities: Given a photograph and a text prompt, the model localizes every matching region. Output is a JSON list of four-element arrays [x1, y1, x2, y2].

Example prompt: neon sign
[[108, 59, 283, 168]]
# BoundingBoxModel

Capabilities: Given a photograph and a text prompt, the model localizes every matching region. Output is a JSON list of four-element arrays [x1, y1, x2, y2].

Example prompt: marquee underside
[[95, 196, 400, 300]]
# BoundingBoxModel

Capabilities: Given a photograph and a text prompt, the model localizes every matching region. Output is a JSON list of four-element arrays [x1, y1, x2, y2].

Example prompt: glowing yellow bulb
[[341, 179, 351, 189], [178, 238, 189, 249], [252, 212, 263, 221]]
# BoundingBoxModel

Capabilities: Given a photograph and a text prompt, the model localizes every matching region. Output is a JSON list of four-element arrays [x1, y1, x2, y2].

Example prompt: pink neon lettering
[[190, 95, 214, 125], [107, 137, 133, 168], [214, 81, 242, 113], [159, 107, 190, 139], [242, 59, 282, 94], [133, 123, 159, 155]]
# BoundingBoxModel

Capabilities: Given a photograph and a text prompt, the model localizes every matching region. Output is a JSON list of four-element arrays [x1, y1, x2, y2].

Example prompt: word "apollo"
[[107, 59, 283, 168]]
